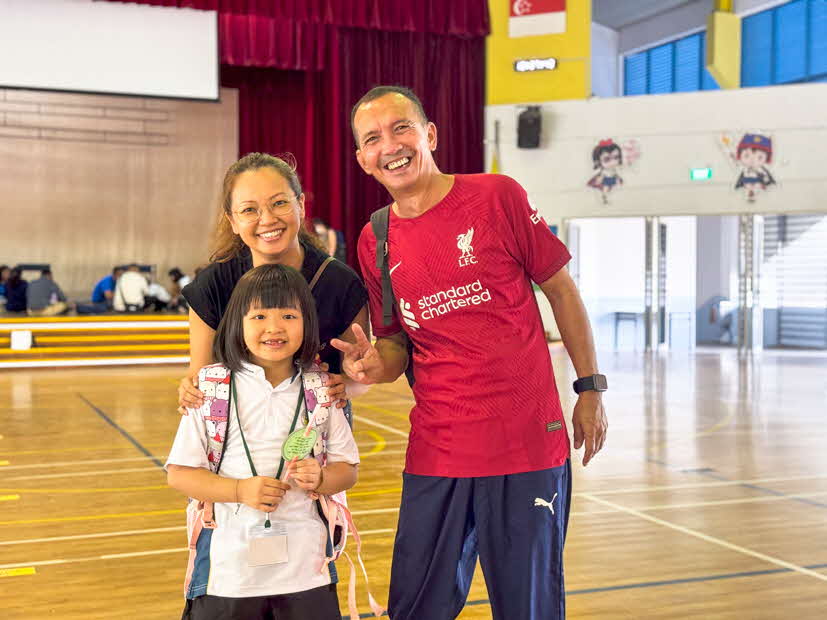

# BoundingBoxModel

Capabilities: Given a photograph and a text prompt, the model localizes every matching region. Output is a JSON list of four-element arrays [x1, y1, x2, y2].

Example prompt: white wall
[[591, 22, 620, 98], [571, 217, 646, 350], [485, 82, 827, 230]]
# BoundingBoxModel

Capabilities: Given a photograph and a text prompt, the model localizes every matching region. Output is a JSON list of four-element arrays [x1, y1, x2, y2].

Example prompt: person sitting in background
[[145, 275, 171, 312], [27, 269, 70, 316], [94, 267, 124, 307], [0, 264, 10, 305], [76, 267, 124, 314], [3, 268, 28, 313], [113, 264, 148, 312], [168, 267, 191, 312], [312, 217, 338, 257]]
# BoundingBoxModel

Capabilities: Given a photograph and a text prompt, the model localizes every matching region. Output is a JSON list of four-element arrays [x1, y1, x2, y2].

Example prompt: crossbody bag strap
[[369, 205, 395, 327], [308, 256, 335, 291]]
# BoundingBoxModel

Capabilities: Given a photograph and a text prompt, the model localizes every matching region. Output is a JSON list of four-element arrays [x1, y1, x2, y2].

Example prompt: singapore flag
[[509, 0, 566, 38]]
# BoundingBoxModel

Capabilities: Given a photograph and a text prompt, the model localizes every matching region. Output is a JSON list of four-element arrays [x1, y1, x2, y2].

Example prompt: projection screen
[[0, 0, 218, 101]]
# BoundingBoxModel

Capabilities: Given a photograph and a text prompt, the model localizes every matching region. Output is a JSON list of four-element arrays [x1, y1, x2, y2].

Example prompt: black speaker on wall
[[517, 106, 542, 149]]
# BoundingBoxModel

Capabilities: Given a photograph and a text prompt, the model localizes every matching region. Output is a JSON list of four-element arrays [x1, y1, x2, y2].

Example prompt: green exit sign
[[690, 167, 713, 181]]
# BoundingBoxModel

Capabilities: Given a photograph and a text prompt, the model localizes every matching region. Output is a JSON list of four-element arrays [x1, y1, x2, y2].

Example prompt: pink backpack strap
[[183, 500, 217, 597], [328, 497, 385, 618]]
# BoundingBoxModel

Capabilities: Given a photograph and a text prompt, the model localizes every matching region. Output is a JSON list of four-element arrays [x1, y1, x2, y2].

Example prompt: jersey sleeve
[[324, 405, 360, 466], [497, 175, 571, 284], [164, 403, 211, 471], [357, 222, 403, 338]]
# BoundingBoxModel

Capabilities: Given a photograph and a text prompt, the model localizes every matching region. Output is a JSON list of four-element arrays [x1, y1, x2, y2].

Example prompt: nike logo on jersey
[[390, 261, 402, 275]]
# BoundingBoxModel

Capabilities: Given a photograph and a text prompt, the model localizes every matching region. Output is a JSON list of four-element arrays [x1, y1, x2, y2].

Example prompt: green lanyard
[[230, 373, 306, 527]]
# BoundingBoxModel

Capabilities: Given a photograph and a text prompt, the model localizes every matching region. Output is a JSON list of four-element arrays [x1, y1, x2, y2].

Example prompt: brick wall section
[[0, 88, 170, 146]]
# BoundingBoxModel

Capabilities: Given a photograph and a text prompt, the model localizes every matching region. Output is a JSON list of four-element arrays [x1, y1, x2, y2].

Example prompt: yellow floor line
[[0, 485, 170, 494], [348, 486, 402, 498], [0, 567, 36, 578], [354, 401, 411, 423], [0, 495, 20, 502], [362, 430, 386, 456], [0, 508, 185, 527]]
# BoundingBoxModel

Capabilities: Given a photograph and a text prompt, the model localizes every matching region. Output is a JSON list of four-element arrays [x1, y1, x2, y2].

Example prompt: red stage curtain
[[102, 0, 488, 264], [103, 1, 489, 37]]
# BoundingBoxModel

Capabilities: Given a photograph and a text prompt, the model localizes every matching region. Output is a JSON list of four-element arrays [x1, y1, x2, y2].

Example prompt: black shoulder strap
[[308, 256, 334, 292], [370, 205, 395, 327]]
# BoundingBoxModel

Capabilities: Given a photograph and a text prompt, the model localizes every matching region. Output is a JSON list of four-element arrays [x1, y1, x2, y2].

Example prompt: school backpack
[[369, 205, 416, 387], [183, 362, 384, 619]]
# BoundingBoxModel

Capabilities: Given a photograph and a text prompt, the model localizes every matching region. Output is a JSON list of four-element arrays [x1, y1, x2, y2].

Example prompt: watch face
[[594, 375, 608, 391]]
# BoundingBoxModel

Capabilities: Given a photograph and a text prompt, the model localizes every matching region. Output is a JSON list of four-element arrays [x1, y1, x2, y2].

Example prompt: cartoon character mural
[[587, 138, 641, 204], [720, 132, 776, 203]]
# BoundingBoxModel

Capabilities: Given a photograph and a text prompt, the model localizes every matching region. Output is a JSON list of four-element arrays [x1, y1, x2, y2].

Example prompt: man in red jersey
[[332, 86, 607, 620]]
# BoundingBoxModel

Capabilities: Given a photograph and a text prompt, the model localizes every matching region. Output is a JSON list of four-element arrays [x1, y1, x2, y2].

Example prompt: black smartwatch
[[573, 374, 608, 394]]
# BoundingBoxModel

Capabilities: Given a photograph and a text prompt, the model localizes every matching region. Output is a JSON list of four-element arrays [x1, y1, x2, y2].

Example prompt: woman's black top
[[182, 240, 368, 374]]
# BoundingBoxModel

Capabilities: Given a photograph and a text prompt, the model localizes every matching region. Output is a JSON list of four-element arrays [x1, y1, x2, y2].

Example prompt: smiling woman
[[177, 152, 370, 421]]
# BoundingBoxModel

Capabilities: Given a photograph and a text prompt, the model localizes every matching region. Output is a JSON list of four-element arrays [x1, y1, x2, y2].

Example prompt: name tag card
[[248, 522, 288, 566]]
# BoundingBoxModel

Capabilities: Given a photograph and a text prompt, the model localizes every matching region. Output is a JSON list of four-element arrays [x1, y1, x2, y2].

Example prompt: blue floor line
[[359, 563, 827, 617], [699, 470, 827, 509], [77, 393, 165, 469]]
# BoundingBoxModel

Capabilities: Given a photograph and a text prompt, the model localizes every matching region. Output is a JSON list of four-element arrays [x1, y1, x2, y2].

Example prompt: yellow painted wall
[[486, 0, 591, 105]]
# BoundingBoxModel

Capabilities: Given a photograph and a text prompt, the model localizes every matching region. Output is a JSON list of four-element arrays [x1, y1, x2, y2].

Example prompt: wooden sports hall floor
[[1, 345, 826, 619]]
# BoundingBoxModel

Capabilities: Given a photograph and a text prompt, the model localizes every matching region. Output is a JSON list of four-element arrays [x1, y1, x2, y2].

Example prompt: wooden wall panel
[[0, 87, 238, 298]]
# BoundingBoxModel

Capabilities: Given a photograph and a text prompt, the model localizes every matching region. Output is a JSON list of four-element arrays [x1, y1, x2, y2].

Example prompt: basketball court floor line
[[0, 529, 398, 570], [581, 493, 827, 582], [353, 561, 827, 619], [6, 487, 827, 545], [698, 469, 827, 509], [353, 415, 410, 438], [77, 393, 165, 469]]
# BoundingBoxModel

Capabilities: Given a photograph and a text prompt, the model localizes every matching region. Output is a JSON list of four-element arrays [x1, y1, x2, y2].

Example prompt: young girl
[[167, 264, 360, 620]]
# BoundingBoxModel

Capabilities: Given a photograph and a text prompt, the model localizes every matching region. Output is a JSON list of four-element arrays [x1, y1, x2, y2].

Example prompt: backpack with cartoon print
[[183, 362, 384, 618]]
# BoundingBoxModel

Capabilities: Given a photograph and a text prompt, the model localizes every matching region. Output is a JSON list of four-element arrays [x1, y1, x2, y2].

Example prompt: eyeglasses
[[233, 198, 296, 224]]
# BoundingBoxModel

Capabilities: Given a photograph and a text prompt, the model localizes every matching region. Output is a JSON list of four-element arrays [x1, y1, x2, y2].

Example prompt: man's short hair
[[41, 268, 52, 277], [350, 85, 428, 146]]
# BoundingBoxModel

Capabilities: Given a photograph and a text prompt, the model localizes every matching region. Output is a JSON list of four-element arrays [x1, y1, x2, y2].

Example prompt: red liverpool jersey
[[358, 174, 571, 477]]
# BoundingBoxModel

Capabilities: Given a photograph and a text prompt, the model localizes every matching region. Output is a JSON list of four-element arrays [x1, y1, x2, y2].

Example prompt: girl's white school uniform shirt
[[165, 362, 360, 598]]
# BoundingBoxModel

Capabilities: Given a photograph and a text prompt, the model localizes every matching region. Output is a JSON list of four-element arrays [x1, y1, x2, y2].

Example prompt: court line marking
[[355, 402, 412, 424], [0, 456, 167, 471], [366, 562, 827, 619], [0, 495, 20, 502], [354, 415, 409, 438], [0, 485, 170, 494], [361, 449, 406, 458], [586, 474, 827, 496], [0, 509, 185, 527], [361, 430, 386, 456], [581, 493, 827, 582], [4, 449, 405, 480], [5, 467, 164, 481], [0, 526, 186, 546], [0, 567, 36, 578], [0, 528, 398, 570], [3, 482, 822, 530], [77, 393, 165, 469]]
